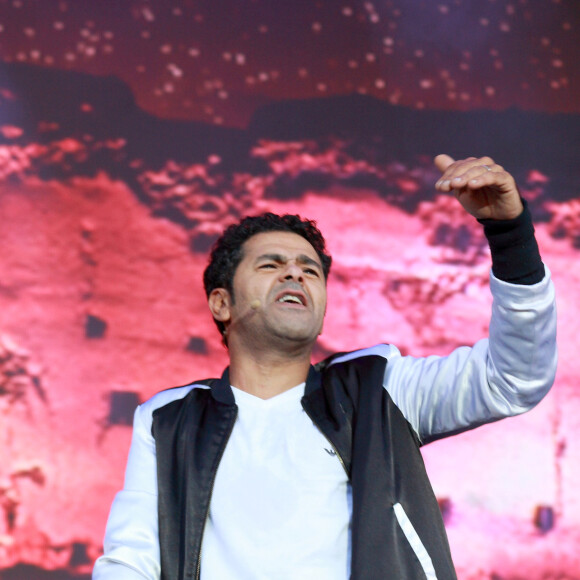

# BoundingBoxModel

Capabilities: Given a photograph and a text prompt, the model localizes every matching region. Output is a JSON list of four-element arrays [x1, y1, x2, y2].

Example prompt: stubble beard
[[255, 311, 322, 354]]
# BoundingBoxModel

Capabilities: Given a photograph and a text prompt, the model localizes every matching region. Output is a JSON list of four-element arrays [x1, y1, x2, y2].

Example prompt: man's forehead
[[243, 231, 320, 261]]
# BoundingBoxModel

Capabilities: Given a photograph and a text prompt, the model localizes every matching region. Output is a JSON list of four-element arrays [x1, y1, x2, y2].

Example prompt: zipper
[[195, 406, 238, 580], [302, 404, 349, 478]]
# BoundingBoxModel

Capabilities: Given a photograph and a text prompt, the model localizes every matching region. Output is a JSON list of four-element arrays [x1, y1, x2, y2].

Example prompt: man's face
[[215, 231, 328, 351]]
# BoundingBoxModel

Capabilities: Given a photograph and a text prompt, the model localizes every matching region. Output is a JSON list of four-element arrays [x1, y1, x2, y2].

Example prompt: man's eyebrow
[[255, 253, 285, 264], [256, 253, 322, 270], [296, 254, 323, 270]]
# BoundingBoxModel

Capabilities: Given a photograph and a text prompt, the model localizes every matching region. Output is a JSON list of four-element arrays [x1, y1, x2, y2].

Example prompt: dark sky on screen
[[0, 0, 577, 126]]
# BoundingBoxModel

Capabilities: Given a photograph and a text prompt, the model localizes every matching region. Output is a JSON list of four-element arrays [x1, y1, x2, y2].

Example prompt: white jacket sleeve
[[384, 268, 557, 443], [93, 403, 161, 580]]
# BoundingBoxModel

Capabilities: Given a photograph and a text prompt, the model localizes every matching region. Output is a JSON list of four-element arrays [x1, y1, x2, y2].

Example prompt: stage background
[[0, 1, 579, 578]]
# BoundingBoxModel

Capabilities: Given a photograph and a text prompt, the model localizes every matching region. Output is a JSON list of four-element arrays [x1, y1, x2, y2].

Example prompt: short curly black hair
[[203, 213, 332, 337]]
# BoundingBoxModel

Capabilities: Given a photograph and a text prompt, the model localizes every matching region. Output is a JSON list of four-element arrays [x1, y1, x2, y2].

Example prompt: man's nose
[[281, 262, 303, 281]]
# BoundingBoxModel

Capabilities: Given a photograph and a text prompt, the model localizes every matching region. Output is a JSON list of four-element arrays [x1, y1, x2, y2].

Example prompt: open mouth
[[275, 292, 306, 306]]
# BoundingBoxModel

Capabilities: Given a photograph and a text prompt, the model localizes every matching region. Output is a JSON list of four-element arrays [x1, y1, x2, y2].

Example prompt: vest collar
[[212, 364, 321, 404]]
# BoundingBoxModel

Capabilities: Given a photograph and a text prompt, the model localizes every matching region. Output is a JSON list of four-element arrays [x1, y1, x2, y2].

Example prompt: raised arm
[[384, 155, 557, 443]]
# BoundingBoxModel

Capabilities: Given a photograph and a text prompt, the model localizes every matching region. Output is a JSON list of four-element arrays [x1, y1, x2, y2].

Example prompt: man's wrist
[[477, 199, 545, 285]]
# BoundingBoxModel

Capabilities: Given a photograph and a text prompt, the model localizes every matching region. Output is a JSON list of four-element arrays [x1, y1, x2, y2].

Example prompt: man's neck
[[227, 346, 312, 400]]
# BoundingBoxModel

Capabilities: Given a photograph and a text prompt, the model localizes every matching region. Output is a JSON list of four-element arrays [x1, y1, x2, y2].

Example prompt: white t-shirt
[[200, 383, 351, 580]]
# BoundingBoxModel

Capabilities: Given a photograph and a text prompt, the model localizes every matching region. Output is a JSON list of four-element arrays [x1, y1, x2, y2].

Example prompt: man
[[93, 155, 557, 579]]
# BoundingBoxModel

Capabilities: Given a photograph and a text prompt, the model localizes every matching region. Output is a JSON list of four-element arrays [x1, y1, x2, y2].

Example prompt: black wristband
[[477, 199, 545, 285]]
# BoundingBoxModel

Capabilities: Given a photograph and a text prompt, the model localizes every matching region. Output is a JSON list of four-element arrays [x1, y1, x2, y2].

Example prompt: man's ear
[[208, 288, 232, 323]]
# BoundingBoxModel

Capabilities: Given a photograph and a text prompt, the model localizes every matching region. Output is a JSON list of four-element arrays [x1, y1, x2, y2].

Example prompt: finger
[[454, 169, 515, 198], [465, 168, 514, 190], [433, 154, 455, 173], [450, 156, 506, 189], [435, 157, 496, 191], [448, 164, 498, 190], [435, 156, 478, 191], [443, 156, 493, 179]]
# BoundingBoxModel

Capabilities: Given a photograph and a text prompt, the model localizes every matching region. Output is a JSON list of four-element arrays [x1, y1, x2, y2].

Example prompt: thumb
[[434, 154, 455, 173]]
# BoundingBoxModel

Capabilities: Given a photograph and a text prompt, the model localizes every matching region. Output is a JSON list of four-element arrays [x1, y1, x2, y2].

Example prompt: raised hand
[[434, 154, 524, 220]]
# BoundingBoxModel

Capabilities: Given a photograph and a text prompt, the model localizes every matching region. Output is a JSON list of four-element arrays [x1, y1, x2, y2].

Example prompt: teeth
[[278, 295, 303, 305]]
